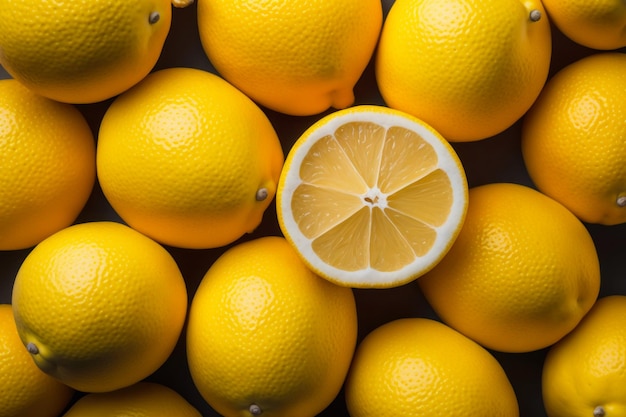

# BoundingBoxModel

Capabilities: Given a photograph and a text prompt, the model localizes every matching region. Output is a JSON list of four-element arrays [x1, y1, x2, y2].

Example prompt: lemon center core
[[363, 187, 387, 208]]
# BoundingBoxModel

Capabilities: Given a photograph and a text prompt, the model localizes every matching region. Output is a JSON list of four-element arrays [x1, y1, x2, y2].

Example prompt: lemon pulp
[[278, 105, 468, 288]]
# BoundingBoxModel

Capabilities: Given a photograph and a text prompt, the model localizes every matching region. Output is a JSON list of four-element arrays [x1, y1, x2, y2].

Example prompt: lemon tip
[[330, 88, 355, 110], [171, 0, 194, 8]]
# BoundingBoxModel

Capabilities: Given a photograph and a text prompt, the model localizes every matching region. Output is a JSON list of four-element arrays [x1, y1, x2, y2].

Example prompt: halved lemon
[[277, 105, 468, 288]]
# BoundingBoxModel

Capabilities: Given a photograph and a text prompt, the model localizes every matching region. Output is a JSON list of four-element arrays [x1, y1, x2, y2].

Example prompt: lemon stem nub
[[149, 11, 160, 24], [249, 404, 262, 415], [593, 406, 606, 417], [256, 188, 269, 202], [26, 342, 39, 355], [617, 195, 626, 207], [529, 9, 541, 22]]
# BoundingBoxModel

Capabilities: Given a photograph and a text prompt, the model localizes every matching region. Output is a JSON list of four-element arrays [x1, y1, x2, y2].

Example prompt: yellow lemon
[[542, 295, 626, 417], [376, 0, 551, 142], [541, 0, 626, 50], [196, 0, 382, 116], [62, 382, 201, 417], [97, 67, 284, 249], [0, 0, 192, 103], [11, 221, 188, 393], [276, 105, 468, 288], [186, 236, 357, 417], [522, 52, 626, 225], [0, 79, 95, 251], [345, 318, 519, 417], [418, 183, 600, 353], [0, 304, 73, 417]]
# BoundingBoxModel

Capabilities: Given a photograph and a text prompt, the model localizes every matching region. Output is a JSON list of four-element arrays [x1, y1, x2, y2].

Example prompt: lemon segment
[[298, 134, 370, 193], [277, 105, 468, 288]]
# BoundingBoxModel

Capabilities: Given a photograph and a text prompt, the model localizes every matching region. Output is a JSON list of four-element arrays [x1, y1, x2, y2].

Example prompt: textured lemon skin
[[0, 79, 95, 250], [0, 305, 73, 417], [197, 0, 382, 116], [542, 295, 626, 417], [0, 0, 172, 103], [522, 53, 626, 225], [97, 67, 284, 249], [63, 382, 202, 417], [541, 0, 626, 49], [419, 183, 600, 353], [11, 221, 188, 393], [345, 318, 519, 417], [187, 236, 358, 417], [376, 0, 551, 142]]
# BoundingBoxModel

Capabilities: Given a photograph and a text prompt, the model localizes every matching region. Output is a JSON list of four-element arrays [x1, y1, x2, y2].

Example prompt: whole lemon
[[419, 183, 600, 353], [345, 318, 519, 417], [97, 67, 284, 249], [187, 236, 358, 417], [196, 0, 382, 116], [541, 0, 626, 50], [62, 382, 201, 417], [522, 52, 626, 225], [542, 295, 626, 417], [0, 0, 191, 103], [0, 304, 73, 417], [11, 221, 188, 393], [376, 0, 551, 142], [0, 79, 95, 250]]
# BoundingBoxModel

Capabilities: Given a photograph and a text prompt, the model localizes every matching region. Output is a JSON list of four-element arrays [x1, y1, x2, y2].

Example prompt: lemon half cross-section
[[277, 105, 468, 288]]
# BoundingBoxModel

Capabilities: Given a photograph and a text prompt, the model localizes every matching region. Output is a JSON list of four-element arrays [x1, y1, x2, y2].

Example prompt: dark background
[[1, 1, 625, 416]]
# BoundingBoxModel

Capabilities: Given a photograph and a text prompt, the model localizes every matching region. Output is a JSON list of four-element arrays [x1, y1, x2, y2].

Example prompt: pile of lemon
[[1, 0, 625, 416]]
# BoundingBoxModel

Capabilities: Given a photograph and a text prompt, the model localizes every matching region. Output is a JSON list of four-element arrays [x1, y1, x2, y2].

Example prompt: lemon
[[186, 236, 357, 417], [276, 105, 468, 288], [0, 304, 73, 417], [541, 0, 626, 50], [522, 52, 626, 225], [11, 221, 188, 393], [0, 0, 192, 103], [345, 318, 519, 417], [0, 79, 95, 251], [62, 382, 201, 417], [376, 0, 551, 142], [542, 295, 626, 417], [97, 67, 284, 249], [418, 183, 600, 353], [196, 0, 382, 116]]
